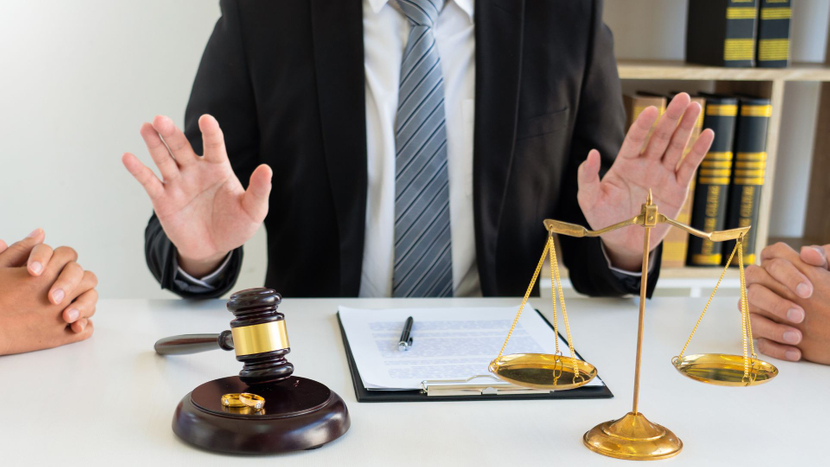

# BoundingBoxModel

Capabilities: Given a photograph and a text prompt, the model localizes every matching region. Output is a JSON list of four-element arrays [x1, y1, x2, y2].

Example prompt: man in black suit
[[122, 0, 712, 298]]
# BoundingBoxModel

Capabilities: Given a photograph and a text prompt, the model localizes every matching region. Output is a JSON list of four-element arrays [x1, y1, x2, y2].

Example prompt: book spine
[[724, 0, 759, 67], [686, 0, 758, 67], [688, 98, 738, 266], [623, 94, 667, 144], [662, 96, 706, 268], [756, 0, 791, 68], [723, 99, 771, 265]]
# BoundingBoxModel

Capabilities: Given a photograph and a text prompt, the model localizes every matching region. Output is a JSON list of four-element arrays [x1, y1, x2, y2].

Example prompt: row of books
[[686, 0, 792, 68], [624, 92, 771, 268]]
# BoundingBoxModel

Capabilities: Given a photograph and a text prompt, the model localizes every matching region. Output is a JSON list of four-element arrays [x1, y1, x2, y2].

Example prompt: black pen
[[398, 316, 414, 351]]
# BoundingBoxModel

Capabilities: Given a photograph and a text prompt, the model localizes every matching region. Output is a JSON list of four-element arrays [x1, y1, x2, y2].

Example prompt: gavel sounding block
[[173, 375, 350, 454]]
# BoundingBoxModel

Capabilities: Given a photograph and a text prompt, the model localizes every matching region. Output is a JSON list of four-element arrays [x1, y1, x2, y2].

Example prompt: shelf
[[545, 266, 741, 280], [617, 60, 830, 82]]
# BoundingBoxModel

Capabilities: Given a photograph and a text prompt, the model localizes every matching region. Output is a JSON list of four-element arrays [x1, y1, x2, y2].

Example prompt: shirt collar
[[368, 0, 474, 22]]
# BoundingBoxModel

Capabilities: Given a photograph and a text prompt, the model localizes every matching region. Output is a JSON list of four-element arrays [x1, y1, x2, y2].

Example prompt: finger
[[800, 245, 829, 269], [0, 239, 7, 254], [762, 257, 813, 299], [676, 128, 714, 188], [662, 101, 701, 170], [77, 270, 99, 296], [617, 106, 660, 159], [241, 164, 273, 223], [577, 150, 602, 208], [63, 289, 98, 325], [747, 283, 805, 324], [43, 246, 79, 276], [750, 312, 802, 346], [27, 243, 54, 276], [49, 261, 84, 305], [642, 92, 691, 160], [122, 153, 164, 200], [140, 122, 180, 181], [64, 319, 94, 343], [756, 337, 801, 362], [152, 116, 196, 166], [0, 228, 45, 267], [198, 114, 228, 164]]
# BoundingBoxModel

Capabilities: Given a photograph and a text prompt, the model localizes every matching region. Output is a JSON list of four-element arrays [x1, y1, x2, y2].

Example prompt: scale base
[[173, 375, 349, 454], [583, 412, 682, 461]]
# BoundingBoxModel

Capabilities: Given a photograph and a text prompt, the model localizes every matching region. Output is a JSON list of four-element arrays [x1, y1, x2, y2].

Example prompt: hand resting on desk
[[0, 229, 97, 356], [743, 242, 830, 364]]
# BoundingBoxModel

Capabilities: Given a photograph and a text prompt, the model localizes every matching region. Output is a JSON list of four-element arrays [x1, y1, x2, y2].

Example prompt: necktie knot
[[398, 0, 443, 28]]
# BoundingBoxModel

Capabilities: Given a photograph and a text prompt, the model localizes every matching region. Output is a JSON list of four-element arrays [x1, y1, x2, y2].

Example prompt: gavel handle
[[154, 330, 234, 355]]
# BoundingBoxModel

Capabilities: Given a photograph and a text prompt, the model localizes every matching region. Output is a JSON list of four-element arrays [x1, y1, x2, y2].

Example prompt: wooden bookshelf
[[607, 56, 830, 282], [618, 60, 830, 82]]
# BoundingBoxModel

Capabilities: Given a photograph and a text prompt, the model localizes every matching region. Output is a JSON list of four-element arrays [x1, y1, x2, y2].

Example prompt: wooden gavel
[[154, 287, 294, 385]]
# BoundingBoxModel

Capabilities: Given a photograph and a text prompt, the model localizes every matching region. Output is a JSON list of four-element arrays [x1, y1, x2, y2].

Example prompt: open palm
[[577, 93, 715, 270], [122, 115, 272, 273]]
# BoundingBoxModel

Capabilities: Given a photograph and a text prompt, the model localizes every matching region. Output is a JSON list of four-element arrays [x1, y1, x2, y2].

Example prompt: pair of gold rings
[[221, 392, 266, 411]]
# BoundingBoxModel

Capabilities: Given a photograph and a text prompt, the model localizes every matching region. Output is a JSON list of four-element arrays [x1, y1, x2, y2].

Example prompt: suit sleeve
[[556, 0, 661, 298], [143, 0, 259, 299]]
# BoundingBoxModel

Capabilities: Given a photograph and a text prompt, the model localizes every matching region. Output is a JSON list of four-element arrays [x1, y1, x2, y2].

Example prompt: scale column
[[631, 195, 655, 414], [582, 191, 683, 461]]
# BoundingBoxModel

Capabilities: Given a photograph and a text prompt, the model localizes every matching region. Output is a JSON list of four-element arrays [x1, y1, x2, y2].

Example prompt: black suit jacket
[[145, 0, 661, 298]]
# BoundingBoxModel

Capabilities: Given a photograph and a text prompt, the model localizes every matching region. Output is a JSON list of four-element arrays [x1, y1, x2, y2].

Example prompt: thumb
[[241, 164, 273, 223], [0, 228, 45, 267], [800, 245, 829, 270], [577, 149, 602, 208]]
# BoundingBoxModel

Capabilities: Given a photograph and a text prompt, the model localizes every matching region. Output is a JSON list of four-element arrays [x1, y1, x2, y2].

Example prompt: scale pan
[[489, 353, 597, 390], [672, 354, 778, 387]]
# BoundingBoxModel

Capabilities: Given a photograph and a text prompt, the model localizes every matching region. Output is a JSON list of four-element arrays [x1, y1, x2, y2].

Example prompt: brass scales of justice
[[487, 190, 779, 461]]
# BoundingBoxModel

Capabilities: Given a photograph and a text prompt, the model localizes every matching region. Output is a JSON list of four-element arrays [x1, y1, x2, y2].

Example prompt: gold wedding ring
[[239, 392, 266, 411], [220, 393, 247, 408]]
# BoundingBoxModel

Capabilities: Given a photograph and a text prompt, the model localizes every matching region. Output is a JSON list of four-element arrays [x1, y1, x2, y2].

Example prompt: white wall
[[0, 0, 268, 299]]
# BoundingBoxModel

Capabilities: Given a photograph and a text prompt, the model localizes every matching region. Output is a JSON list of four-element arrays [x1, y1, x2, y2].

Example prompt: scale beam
[[543, 214, 750, 242]]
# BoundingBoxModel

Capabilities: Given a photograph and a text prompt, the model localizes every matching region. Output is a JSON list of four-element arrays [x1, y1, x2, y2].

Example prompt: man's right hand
[[122, 115, 272, 277]]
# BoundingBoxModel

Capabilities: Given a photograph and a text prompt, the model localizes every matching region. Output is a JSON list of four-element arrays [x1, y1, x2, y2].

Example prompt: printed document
[[338, 305, 604, 390]]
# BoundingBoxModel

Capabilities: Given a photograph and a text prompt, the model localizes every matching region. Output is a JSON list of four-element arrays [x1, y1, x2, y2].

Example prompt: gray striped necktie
[[393, 0, 453, 298]]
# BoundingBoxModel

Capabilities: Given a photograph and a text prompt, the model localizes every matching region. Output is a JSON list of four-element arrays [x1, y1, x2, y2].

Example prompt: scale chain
[[496, 241, 549, 359], [677, 238, 742, 360]]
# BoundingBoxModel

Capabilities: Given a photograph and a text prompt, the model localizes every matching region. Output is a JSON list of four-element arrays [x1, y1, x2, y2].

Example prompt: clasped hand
[[0, 229, 97, 355], [744, 243, 830, 364]]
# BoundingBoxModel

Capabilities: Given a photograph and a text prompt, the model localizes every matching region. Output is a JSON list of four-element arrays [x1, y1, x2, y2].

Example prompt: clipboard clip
[[420, 375, 552, 397]]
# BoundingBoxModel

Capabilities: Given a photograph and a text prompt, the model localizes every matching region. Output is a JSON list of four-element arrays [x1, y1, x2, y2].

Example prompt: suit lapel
[[473, 0, 525, 295], [310, 0, 367, 295]]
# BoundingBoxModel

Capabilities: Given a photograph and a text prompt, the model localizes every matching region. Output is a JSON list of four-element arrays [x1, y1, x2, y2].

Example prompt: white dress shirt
[[360, 0, 478, 298]]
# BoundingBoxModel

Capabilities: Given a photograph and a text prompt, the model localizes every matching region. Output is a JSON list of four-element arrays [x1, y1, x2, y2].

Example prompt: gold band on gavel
[[231, 320, 290, 356]]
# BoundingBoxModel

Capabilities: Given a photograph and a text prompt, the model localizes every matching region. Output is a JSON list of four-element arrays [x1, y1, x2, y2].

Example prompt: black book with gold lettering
[[688, 95, 738, 266], [756, 0, 791, 68], [686, 0, 758, 67], [723, 96, 771, 265]]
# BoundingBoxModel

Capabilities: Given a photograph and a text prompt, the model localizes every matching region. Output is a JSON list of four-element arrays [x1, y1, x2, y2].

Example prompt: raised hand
[[122, 115, 272, 276], [577, 93, 715, 271]]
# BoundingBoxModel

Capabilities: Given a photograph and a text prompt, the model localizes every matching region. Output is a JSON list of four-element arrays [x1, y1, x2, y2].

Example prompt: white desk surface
[[1, 297, 826, 466]]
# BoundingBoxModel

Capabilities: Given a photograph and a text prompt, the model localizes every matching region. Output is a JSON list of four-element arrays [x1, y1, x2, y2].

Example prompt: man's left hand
[[577, 93, 715, 271]]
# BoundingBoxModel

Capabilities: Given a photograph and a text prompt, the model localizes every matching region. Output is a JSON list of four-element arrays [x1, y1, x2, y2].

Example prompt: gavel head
[[227, 287, 294, 385]]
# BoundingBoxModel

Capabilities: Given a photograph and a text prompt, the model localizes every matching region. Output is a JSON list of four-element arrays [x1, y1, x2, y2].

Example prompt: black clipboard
[[336, 309, 614, 402]]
